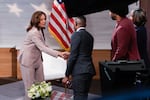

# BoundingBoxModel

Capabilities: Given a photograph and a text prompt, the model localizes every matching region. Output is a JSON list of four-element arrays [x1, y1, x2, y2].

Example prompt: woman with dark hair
[[130, 9, 150, 69], [18, 11, 69, 100]]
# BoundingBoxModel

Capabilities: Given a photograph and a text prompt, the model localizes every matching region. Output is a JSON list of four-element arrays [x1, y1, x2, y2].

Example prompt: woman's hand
[[62, 51, 70, 59], [58, 51, 70, 59]]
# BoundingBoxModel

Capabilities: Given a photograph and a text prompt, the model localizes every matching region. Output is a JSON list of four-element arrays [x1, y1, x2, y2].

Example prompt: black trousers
[[72, 74, 93, 100]]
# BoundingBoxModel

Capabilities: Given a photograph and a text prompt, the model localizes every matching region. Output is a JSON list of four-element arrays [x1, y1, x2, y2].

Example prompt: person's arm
[[31, 31, 61, 57], [65, 33, 81, 77]]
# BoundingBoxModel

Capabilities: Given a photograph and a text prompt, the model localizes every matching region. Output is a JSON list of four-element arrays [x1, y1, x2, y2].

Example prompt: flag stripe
[[50, 13, 70, 43], [48, 0, 74, 50], [49, 18, 70, 47], [69, 18, 75, 33], [49, 15, 70, 46], [48, 23, 69, 48], [53, 2, 66, 24]]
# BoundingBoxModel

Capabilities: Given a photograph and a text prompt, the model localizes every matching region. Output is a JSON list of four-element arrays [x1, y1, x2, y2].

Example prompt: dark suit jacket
[[65, 29, 96, 77], [136, 26, 150, 68]]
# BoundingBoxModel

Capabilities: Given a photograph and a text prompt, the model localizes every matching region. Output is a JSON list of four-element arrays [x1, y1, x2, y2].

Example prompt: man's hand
[[62, 51, 70, 59], [58, 51, 70, 59], [62, 77, 69, 84]]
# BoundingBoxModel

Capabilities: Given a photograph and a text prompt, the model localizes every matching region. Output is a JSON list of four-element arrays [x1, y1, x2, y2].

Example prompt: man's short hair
[[76, 16, 86, 27]]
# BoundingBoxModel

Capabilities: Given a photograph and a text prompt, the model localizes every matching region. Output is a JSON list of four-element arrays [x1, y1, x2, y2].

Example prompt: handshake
[[59, 51, 70, 59]]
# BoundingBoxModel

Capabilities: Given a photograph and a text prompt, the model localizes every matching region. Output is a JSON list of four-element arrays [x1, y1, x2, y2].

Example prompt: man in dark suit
[[62, 16, 96, 100]]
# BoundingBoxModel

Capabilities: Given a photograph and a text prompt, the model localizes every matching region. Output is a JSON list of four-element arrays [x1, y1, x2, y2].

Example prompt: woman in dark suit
[[130, 9, 150, 69], [18, 11, 69, 100]]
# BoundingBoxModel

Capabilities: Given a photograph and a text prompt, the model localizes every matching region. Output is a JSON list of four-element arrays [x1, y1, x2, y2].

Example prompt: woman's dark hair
[[132, 8, 147, 26], [26, 11, 46, 32]]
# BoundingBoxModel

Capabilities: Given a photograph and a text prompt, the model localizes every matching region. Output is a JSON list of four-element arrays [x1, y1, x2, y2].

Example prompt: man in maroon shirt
[[108, 5, 140, 61]]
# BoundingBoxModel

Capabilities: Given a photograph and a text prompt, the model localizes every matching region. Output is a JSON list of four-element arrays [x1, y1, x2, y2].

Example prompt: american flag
[[48, 0, 75, 51]]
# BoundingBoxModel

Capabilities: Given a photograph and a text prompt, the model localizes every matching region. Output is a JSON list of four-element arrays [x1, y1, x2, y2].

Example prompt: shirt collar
[[76, 27, 85, 32]]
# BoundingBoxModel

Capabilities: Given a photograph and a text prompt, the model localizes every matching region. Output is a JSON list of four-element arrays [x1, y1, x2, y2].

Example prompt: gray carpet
[[0, 81, 101, 100]]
